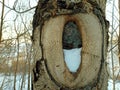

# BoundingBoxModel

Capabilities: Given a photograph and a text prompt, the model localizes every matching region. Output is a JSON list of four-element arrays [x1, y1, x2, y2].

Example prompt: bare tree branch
[[0, 1, 36, 14]]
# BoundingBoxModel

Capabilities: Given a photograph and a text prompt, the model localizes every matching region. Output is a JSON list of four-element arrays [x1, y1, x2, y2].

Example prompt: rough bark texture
[[118, 0, 120, 65], [0, 0, 5, 43], [32, 0, 109, 90]]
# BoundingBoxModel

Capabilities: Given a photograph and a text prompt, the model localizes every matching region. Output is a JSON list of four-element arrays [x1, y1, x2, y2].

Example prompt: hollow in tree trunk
[[32, 0, 109, 90]]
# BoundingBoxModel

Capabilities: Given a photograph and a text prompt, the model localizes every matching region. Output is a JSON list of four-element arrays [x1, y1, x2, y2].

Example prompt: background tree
[[0, 0, 36, 89], [118, 1, 120, 61], [0, 0, 5, 43]]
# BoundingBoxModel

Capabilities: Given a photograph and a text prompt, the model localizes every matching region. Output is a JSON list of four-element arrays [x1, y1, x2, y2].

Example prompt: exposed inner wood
[[41, 13, 102, 88]]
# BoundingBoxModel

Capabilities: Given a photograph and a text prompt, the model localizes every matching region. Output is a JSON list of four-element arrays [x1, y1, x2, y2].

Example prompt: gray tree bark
[[32, 0, 109, 90], [118, 0, 120, 65], [0, 0, 5, 43]]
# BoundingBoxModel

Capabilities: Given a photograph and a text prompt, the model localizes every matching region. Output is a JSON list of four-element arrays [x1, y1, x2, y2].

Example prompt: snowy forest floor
[[0, 74, 120, 90]]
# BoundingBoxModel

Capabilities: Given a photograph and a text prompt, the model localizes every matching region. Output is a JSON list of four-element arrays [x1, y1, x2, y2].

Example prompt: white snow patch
[[63, 48, 82, 73], [0, 74, 31, 90], [108, 79, 120, 90]]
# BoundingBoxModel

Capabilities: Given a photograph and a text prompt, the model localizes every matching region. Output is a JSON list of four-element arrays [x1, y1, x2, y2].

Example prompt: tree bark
[[0, 0, 5, 43], [118, 0, 120, 65], [32, 0, 109, 90]]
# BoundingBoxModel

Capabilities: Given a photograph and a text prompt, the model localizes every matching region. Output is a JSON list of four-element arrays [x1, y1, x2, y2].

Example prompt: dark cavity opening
[[62, 21, 82, 49], [62, 21, 82, 73]]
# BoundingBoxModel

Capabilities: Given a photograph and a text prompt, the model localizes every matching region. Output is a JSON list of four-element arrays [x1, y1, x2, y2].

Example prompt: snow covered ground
[[0, 73, 31, 90], [108, 79, 120, 90], [0, 74, 120, 90], [0, 46, 120, 90], [106, 44, 120, 90]]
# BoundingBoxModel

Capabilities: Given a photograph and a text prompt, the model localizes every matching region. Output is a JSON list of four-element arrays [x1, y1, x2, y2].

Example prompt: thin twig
[[111, 1, 115, 90], [0, 1, 36, 14]]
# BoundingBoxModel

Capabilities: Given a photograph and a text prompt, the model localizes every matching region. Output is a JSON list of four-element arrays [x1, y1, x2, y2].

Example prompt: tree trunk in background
[[0, 0, 5, 43], [118, 0, 120, 65], [32, 0, 109, 90]]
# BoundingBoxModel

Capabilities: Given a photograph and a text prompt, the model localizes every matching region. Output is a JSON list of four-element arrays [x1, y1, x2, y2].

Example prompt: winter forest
[[0, 0, 120, 90]]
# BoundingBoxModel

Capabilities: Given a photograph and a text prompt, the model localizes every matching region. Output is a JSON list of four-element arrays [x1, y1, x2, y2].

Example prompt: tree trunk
[[32, 0, 109, 90], [118, 0, 120, 65], [0, 0, 5, 43]]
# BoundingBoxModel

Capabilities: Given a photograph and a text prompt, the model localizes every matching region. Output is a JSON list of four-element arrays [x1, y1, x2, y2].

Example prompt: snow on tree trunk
[[32, 0, 109, 90]]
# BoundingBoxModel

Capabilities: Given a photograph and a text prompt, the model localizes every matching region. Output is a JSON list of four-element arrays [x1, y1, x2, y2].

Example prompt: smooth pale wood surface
[[41, 13, 102, 88]]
